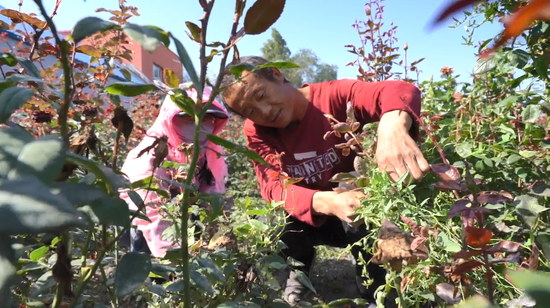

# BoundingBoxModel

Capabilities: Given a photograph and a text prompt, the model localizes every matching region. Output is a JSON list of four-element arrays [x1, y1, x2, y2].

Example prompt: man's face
[[222, 69, 293, 128]]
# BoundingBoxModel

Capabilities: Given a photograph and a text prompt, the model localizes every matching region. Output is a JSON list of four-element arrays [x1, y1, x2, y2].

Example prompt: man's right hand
[[312, 190, 366, 226]]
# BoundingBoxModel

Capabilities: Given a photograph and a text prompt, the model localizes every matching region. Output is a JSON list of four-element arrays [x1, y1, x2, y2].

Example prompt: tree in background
[[261, 28, 338, 87]]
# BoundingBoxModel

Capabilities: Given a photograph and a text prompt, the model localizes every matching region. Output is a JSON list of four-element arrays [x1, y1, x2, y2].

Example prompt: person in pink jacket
[[119, 85, 230, 258]]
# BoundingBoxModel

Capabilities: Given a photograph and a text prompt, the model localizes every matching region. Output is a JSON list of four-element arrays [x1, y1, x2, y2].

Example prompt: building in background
[[58, 30, 185, 84]]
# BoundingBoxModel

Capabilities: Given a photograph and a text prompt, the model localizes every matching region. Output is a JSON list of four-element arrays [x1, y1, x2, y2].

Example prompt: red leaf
[[448, 199, 471, 218], [481, 0, 550, 58], [430, 163, 462, 181], [453, 260, 484, 276], [486, 240, 522, 254], [433, 180, 467, 191], [476, 191, 513, 204], [465, 226, 493, 248]]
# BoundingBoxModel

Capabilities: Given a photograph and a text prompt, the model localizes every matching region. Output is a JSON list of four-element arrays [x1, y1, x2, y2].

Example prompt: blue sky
[[18, 0, 504, 83]]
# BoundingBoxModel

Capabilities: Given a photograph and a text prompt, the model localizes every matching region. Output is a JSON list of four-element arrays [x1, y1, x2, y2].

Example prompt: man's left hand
[[375, 110, 430, 182]]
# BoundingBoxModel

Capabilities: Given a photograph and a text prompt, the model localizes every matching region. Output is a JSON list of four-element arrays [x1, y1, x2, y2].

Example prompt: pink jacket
[[119, 86, 229, 257]]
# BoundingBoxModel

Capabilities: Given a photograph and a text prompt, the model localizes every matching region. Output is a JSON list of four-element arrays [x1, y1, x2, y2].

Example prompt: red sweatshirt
[[244, 79, 422, 227]]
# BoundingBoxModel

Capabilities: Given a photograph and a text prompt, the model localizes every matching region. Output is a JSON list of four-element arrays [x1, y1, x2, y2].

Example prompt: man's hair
[[219, 55, 289, 108]]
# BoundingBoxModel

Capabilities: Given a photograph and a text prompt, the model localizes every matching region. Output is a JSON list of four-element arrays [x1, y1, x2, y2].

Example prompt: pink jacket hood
[[119, 86, 230, 257]]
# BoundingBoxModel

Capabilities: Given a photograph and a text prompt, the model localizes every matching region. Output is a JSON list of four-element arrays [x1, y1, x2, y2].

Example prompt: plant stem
[[68, 226, 108, 308], [112, 121, 123, 170], [483, 252, 494, 304], [33, 0, 73, 144]]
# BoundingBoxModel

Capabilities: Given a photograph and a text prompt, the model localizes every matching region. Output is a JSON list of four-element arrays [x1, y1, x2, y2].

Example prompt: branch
[[33, 0, 73, 145], [29, 0, 61, 61]]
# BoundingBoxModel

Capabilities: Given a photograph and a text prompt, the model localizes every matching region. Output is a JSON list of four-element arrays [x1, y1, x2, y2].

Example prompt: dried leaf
[[528, 244, 539, 271], [333, 122, 352, 133]]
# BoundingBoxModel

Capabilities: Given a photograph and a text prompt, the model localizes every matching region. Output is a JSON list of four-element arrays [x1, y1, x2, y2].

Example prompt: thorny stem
[[33, 0, 73, 144], [178, 1, 243, 306], [68, 226, 108, 308], [28, 0, 61, 60]]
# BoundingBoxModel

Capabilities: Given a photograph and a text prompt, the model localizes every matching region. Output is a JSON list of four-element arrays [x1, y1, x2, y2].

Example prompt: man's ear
[[271, 67, 285, 82]]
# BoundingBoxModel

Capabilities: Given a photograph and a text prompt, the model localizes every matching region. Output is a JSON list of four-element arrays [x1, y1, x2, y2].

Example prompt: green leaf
[[8, 135, 65, 184], [0, 86, 35, 123], [29, 246, 49, 262], [171, 91, 195, 117], [144, 25, 170, 47], [8, 74, 48, 85], [507, 154, 522, 164], [0, 177, 83, 235], [522, 105, 541, 123], [0, 53, 17, 66], [531, 182, 550, 197], [474, 57, 498, 74], [456, 142, 472, 158], [519, 150, 537, 158], [454, 295, 498, 308], [507, 269, 550, 306], [78, 196, 130, 227], [190, 270, 214, 295], [29, 270, 55, 298], [206, 134, 269, 167], [197, 257, 225, 283], [66, 152, 131, 193], [229, 63, 256, 77], [170, 33, 201, 96], [496, 95, 517, 108], [51, 182, 106, 206], [507, 49, 530, 69], [123, 23, 164, 53], [514, 194, 548, 229], [295, 270, 316, 294], [15, 56, 41, 78], [71, 17, 120, 43], [105, 82, 158, 96], [244, 0, 286, 35], [165, 279, 184, 292], [0, 235, 18, 305], [437, 231, 461, 253], [114, 252, 152, 298], [258, 61, 300, 69], [185, 21, 201, 42], [263, 255, 287, 270], [0, 127, 34, 178]]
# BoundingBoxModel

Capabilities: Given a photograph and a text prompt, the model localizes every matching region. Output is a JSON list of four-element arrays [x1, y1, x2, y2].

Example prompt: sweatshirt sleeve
[[331, 79, 422, 141], [244, 125, 327, 227]]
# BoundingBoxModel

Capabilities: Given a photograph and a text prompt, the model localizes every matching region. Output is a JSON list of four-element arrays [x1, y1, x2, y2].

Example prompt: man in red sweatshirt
[[219, 56, 430, 306]]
